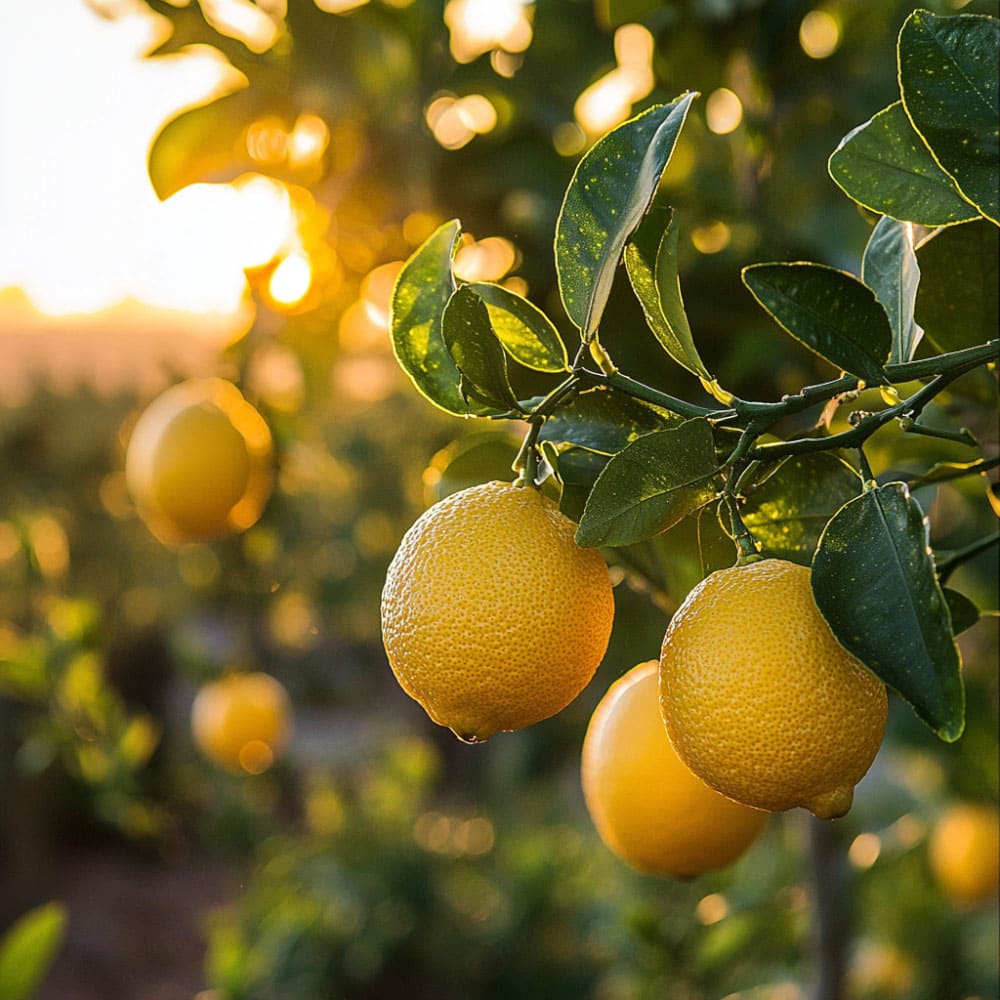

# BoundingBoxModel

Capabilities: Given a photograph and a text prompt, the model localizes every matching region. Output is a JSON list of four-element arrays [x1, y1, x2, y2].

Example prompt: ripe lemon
[[380, 480, 615, 742], [191, 671, 293, 775], [582, 661, 768, 878], [929, 802, 1000, 907], [658, 558, 888, 819], [125, 378, 273, 545]]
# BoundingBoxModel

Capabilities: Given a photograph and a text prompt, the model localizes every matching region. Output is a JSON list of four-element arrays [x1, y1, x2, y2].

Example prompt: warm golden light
[[287, 112, 330, 169], [426, 93, 499, 149], [453, 236, 517, 283], [445, 0, 534, 64], [200, 0, 285, 54], [695, 893, 729, 925], [231, 175, 298, 269], [314, 0, 370, 12], [848, 832, 882, 869], [706, 87, 744, 135], [691, 221, 732, 254], [574, 24, 654, 138], [268, 250, 313, 306], [799, 10, 841, 59]]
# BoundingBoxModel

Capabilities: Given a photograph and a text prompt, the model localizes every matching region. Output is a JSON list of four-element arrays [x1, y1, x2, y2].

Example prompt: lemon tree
[[386, 8, 997, 774]]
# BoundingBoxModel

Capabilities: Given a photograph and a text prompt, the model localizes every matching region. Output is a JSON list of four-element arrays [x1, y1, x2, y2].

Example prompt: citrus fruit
[[125, 377, 273, 545], [380, 480, 614, 742], [658, 558, 888, 819], [191, 671, 293, 775], [582, 661, 768, 878], [929, 802, 1000, 907]]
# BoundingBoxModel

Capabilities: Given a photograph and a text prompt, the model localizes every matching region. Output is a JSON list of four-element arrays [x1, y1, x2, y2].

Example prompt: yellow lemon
[[380, 480, 614, 742], [659, 558, 888, 819], [582, 661, 769, 877], [929, 802, 1000, 907], [191, 671, 293, 775], [125, 378, 273, 545]]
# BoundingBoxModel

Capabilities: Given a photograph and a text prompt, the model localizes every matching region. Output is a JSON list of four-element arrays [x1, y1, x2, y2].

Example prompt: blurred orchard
[[0, 1, 997, 998]]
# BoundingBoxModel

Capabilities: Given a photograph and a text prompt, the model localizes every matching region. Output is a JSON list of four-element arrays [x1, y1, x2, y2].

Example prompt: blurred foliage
[[1, 0, 998, 997]]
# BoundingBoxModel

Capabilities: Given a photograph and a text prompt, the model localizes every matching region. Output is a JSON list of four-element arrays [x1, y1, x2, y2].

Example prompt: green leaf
[[812, 482, 965, 741], [625, 208, 712, 379], [538, 387, 680, 455], [0, 902, 68, 1000], [390, 221, 477, 416], [466, 283, 569, 373], [548, 445, 610, 522], [423, 431, 520, 503], [739, 454, 861, 565], [942, 587, 980, 636], [898, 10, 1000, 225], [555, 94, 698, 340], [915, 219, 1000, 353], [576, 419, 719, 547], [742, 262, 892, 385], [828, 102, 981, 227], [441, 286, 520, 413], [909, 457, 997, 489], [862, 217, 924, 365]]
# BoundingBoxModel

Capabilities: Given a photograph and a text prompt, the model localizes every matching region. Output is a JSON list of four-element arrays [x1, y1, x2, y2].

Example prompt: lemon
[[191, 671, 293, 775], [658, 558, 888, 819], [380, 480, 615, 742], [929, 802, 1000, 907], [582, 661, 768, 877], [126, 378, 273, 545]]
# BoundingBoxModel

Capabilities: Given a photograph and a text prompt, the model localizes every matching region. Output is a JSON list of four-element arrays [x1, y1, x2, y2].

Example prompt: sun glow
[[0, 2, 261, 319]]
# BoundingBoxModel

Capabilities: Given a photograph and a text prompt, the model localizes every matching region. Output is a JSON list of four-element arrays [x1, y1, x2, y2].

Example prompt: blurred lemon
[[929, 802, 1000, 907], [659, 558, 887, 819], [191, 671, 293, 775], [582, 661, 768, 877], [126, 378, 273, 545]]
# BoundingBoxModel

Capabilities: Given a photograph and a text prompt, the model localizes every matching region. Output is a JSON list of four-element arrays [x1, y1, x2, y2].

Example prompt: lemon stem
[[724, 493, 762, 565], [512, 419, 543, 488]]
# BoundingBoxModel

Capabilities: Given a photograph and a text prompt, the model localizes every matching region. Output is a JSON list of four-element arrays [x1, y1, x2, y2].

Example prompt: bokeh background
[[0, 1, 997, 998]]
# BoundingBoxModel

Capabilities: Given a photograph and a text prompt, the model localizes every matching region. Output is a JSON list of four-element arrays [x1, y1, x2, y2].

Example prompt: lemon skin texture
[[659, 558, 888, 820], [191, 672, 293, 775], [126, 378, 273, 545], [929, 803, 1000, 907], [583, 661, 769, 878], [380, 481, 615, 742]]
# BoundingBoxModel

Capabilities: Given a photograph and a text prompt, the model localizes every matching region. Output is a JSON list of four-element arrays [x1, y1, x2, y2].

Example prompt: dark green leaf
[[812, 483, 965, 741], [739, 454, 861, 565], [441, 286, 520, 412], [743, 263, 893, 385], [828, 102, 980, 227], [467, 283, 569, 373], [625, 208, 712, 379], [862, 217, 924, 364], [538, 387, 680, 455], [576, 419, 719, 547], [899, 10, 1000, 224], [915, 220, 1000, 353], [423, 432, 519, 503], [390, 221, 478, 416], [909, 457, 997, 489], [0, 902, 68, 1000], [555, 94, 698, 340], [549, 445, 610, 522], [942, 587, 980, 636]]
